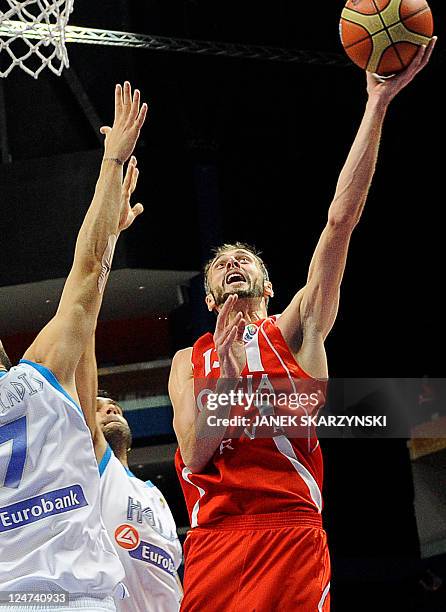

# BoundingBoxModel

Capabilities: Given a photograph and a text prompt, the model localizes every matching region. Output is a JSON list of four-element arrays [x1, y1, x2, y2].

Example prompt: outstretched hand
[[367, 36, 437, 106], [214, 294, 247, 378], [118, 156, 144, 232], [100, 81, 148, 164]]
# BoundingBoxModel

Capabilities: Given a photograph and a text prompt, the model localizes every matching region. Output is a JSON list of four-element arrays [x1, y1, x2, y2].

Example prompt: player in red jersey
[[168, 41, 436, 612]]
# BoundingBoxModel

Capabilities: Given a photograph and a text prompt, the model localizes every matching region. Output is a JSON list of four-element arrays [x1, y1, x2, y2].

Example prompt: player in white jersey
[[96, 393, 183, 612], [0, 82, 147, 611], [75, 329, 183, 612]]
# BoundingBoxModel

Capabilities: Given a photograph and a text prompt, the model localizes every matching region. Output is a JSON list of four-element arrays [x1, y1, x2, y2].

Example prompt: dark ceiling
[[0, 0, 444, 374]]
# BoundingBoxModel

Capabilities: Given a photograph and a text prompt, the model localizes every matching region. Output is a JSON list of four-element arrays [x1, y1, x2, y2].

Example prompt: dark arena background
[[1, 2, 445, 610]]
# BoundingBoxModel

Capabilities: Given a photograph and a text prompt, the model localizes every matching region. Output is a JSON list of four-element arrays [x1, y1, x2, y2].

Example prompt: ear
[[264, 281, 274, 299], [205, 293, 216, 312]]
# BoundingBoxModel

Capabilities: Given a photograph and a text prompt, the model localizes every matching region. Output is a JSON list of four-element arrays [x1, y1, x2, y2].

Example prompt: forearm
[[329, 96, 388, 228], [53, 157, 123, 336], [75, 332, 107, 460], [75, 333, 98, 435], [180, 378, 237, 472], [74, 158, 123, 273], [23, 83, 145, 386]]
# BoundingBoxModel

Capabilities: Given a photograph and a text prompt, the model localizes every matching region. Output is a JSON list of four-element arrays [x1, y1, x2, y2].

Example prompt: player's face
[[96, 398, 130, 434], [208, 249, 265, 306]]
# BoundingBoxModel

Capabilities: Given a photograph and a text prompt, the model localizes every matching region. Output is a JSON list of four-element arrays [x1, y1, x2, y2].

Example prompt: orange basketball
[[340, 0, 434, 75]]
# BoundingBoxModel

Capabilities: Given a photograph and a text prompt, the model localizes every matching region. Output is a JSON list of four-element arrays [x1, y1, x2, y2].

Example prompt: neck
[[107, 435, 130, 467], [225, 297, 268, 324], [104, 426, 132, 465], [117, 453, 129, 469]]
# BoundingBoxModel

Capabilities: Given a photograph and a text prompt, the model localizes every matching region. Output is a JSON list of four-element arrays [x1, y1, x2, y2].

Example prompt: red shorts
[[181, 512, 331, 612]]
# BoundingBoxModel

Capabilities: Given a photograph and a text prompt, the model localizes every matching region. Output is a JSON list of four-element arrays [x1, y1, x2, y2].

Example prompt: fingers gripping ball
[[340, 0, 434, 75]]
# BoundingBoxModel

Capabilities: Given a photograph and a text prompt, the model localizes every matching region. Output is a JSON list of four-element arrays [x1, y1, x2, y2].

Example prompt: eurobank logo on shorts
[[0, 485, 87, 532]]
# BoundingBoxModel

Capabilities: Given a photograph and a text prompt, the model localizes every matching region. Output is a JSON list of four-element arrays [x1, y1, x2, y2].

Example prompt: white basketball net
[[0, 0, 74, 78]]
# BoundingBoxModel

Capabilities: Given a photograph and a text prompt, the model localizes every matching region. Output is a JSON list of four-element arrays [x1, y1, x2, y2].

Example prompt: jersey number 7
[[0, 416, 27, 489]]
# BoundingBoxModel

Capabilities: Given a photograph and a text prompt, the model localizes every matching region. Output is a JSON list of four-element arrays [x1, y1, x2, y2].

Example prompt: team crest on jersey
[[243, 324, 258, 344], [115, 523, 140, 550]]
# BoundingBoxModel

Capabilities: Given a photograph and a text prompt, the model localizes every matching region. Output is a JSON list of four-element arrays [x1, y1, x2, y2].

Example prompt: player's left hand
[[118, 156, 144, 232], [367, 35, 437, 105], [100, 82, 148, 164]]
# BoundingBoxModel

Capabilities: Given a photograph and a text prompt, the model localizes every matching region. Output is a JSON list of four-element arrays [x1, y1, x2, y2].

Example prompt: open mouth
[[225, 271, 246, 285], [102, 416, 122, 426]]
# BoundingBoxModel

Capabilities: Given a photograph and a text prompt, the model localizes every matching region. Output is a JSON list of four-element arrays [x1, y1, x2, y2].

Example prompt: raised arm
[[277, 40, 436, 375], [75, 158, 144, 441], [23, 82, 147, 404]]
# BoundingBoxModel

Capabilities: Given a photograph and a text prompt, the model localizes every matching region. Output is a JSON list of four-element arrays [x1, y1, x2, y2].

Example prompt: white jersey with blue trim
[[0, 361, 125, 595], [99, 447, 182, 612]]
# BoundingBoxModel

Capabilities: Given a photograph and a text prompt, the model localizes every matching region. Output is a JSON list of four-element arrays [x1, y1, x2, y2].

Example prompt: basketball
[[340, 0, 434, 75]]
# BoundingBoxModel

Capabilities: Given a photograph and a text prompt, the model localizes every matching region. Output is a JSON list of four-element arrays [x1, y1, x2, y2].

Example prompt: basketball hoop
[[0, 0, 74, 78]]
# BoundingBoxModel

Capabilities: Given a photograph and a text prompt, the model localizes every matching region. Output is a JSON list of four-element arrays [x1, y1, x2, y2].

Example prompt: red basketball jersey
[[175, 316, 325, 527]]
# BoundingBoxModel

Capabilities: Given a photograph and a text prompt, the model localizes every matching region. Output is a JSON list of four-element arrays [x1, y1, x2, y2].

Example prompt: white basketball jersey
[[0, 361, 125, 595], [99, 447, 182, 611]]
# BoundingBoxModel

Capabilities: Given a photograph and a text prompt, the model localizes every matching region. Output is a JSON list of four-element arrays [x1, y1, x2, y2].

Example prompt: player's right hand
[[100, 82, 148, 164], [366, 36, 436, 106], [214, 294, 247, 379]]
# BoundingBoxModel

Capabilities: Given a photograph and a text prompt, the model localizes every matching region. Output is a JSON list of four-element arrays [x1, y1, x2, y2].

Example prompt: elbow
[[181, 448, 207, 474], [184, 460, 204, 474], [180, 443, 209, 474], [174, 423, 205, 473], [328, 192, 366, 230], [327, 211, 358, 233]]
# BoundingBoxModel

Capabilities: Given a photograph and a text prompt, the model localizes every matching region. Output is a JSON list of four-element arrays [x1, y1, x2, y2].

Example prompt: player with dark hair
[[96, 391, 133, 466], [0, 82, 147, 612], [169, 41, 436, 611], [75, 337, 183, 612]]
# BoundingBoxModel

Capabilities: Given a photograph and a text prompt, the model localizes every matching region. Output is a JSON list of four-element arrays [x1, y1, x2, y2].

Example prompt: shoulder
[[171, 347, 193, 374], [13, 359, 82, 415], [172, 346, 193, 361], [169, 348, 193, 397]]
